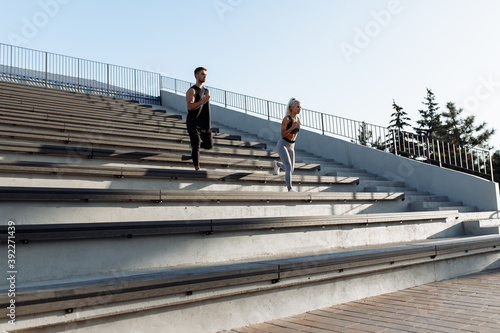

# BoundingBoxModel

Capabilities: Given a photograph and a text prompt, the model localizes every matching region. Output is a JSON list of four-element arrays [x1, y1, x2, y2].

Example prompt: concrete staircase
[[0, 80, 499, 333], [203, 110, 479, 214]]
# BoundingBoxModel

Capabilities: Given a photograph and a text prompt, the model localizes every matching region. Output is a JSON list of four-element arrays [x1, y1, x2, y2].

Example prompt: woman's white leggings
[[276, 138, 295, 188]]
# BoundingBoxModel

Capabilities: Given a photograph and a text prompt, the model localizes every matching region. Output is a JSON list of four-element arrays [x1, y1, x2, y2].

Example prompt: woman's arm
[[281, 117, 299, 138]]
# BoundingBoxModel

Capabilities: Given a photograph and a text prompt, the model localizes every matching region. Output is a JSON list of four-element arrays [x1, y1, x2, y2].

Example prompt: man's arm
[[186, 88, 210, 111]]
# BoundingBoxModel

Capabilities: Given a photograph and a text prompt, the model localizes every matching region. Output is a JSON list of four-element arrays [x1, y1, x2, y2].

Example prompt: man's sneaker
[[273, 161, 280, 175], [288, 189, 297, 192]]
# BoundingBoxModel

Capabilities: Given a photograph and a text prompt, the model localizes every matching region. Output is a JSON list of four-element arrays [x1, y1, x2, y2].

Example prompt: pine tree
[[434, 102, 462, 143], [387, 100, 411, 155], [358, 121, 372, 146], [492, 150, 500, 182], [461, 115, 495, 149], [438, 102, 495, 149], [388, 99, 411, 130], [414, 88, 440, 136]]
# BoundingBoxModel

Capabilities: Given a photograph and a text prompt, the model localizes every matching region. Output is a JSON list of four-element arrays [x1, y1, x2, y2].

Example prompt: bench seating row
[[1, 234, 497, 317], [0, 139, 321, 171], [0, 186, 405, 203], [3, 210, 458, 242], [0, 160, 352, 184]]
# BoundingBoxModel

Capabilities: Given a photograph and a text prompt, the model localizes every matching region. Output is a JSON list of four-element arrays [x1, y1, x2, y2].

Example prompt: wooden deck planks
[[223, 268, 500, 332]]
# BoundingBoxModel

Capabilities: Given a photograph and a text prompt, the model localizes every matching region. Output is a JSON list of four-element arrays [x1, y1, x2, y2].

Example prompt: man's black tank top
[[186, 85, 211, 129]]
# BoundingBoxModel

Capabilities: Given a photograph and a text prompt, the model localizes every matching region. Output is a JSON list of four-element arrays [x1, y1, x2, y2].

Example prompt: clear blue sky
[[1, 0, 499, 149]]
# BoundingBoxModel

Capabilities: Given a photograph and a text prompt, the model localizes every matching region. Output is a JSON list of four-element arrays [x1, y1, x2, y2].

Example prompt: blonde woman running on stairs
[[273, 97, 301, 192]]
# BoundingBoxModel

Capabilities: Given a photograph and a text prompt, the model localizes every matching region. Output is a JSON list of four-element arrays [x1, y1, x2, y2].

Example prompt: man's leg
[[199, 128, 214, 150], [188, 127, 202, 169]]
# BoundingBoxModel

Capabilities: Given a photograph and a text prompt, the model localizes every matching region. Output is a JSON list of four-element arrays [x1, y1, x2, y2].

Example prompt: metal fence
[[0, 43, 160, 104], [390, 130, 493, 180], [162, 76, 494, 181], [160, 76, 389, 145]]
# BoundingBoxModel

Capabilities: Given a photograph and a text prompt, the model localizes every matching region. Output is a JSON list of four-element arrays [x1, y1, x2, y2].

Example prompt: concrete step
[[0, 97, 188, 129], [409, 201, 460, 209], [0, 139, 321, 172], [0, 112, 246, 146], [3, 234, 499, 333], [358, 180, 406, 187], [363, 186, 427, 194], [0, 160, 357, 191], [410, 200, 477, 212], [1, 198, 409, 225], [327, 169, 384, 180], [14, 211, 460, 242], [2, 211, 463, 289], [464, 218, 500, 235], [0, 187, 404, 203], [0, 175, 343, 193], [405, 194, 449, 202], [438, 206, 478, 212], [0, 125, 271, 157], [356, 180, 430, 195]]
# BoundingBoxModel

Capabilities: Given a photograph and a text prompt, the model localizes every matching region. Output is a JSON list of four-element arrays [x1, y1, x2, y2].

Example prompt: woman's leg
[[276, 139, 293, 190], [289, 144, 295, 174]]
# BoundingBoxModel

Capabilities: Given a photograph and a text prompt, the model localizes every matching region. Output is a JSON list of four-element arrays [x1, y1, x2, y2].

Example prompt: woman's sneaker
[[273, 161, 280, 175]]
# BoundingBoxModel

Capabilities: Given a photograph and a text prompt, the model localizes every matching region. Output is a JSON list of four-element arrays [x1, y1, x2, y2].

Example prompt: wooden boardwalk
[[223, 268, 500, 333]]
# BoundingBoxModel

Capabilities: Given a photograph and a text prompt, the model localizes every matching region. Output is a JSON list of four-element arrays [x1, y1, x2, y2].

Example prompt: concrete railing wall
[[161, 90, 500, 213]]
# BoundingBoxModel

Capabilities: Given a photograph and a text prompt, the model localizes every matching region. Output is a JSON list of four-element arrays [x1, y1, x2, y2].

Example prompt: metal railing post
[[471, 150, 475, 172], [45, 51, 48, 87], [392, 130, 397, 155], [159, 75, 162, 102], [321, 113, 325, 135], [489, 150, 494, 182], [10, 44, 13, 76], [134, 69, 137, 101], [77, 58, 80, 92], [425, 135, 430, 162], [267, 100, 270, 120], [458, 146, 463, 169], [437, 140, 442, 167], [107, 64, 110, 95], [464, 147, 469, 170]]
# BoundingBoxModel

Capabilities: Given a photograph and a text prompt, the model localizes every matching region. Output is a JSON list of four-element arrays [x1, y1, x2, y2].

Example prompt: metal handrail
[[160, 76, 389, 146], [0, 43, 160, 104], [390, 129, 493, 181], [161, 76, 494, 181]]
